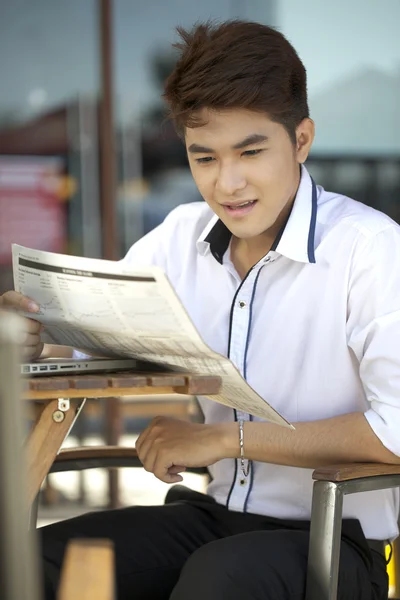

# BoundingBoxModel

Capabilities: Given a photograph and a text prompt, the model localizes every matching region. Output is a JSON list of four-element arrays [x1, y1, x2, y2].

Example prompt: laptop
[[20, 357, 139, 377]]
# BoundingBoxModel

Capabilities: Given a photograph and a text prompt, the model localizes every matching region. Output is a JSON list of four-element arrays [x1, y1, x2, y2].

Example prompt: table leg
[[25, 399, 86, 506], [104, 397, 121, 509]]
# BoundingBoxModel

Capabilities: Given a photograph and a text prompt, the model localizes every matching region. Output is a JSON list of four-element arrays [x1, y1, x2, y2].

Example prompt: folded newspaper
[[12, 244, 292, 427]]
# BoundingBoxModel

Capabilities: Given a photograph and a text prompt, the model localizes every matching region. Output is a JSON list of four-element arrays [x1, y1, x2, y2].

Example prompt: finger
[[135, 416, 163, 454], [22, 342, 44, 360], [24, 318, 43, 336], [168, 465, 186, 475], [135, 427, 151, 455], [1, 291, 40, 313], [157, 472, 183, 484], [153, 456, 183, 484], [138, 439, 158, 473], [24, 332, 42, 348]]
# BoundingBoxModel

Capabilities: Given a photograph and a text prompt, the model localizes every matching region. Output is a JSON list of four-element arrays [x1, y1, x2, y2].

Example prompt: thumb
[[1, 291, 40, 313]]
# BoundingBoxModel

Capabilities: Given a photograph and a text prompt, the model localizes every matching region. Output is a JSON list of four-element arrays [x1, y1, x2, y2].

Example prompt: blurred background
[[0, 0, 399, 561], [1, 0, 400, 295]]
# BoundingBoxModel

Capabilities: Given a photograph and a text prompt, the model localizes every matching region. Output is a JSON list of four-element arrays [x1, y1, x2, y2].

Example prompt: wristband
[[238, 419, 250, 478]]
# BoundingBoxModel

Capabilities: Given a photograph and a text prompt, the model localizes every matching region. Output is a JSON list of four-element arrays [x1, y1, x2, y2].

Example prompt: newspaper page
[[12, 244, 292, 427]]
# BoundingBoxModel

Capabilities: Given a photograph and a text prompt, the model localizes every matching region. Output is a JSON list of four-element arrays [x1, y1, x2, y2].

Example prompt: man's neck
[[230, 179, 300, 278], [230, 205, 293, 278], [230, 235, 275, 279]]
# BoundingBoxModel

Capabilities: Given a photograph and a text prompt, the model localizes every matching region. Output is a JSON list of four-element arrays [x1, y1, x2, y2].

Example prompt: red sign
[[0, 157, 68, 265]]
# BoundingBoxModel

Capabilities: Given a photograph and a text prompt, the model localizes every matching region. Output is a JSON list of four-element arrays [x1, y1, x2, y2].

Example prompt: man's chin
[[228, 223, 272, 241]]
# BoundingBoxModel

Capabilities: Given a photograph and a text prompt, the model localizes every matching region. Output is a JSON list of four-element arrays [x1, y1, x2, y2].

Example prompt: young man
[[1, 20, 399, 600]]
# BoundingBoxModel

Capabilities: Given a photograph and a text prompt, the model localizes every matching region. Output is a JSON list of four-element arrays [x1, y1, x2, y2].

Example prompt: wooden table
[[23, 370, 221, 506]]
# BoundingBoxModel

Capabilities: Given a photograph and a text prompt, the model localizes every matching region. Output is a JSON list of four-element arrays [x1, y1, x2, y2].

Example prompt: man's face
[[185, 108, 313, 242]]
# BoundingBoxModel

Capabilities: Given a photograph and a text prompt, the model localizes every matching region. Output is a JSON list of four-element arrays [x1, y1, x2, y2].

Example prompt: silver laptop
[[21, 357, 138, 377]]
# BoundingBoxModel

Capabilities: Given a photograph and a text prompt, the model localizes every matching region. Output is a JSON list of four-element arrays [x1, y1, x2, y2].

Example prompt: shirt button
[[239, 301, 246, 308], [264, 257, 271, 263]]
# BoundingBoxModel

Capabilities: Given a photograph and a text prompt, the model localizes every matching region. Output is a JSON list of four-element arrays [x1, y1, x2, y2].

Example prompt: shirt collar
[[196, 165, 317, 265]]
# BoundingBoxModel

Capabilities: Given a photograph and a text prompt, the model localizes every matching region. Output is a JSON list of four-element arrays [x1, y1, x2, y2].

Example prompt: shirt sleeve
[[346, 224, 400, 457], [121, 205, 186, 270]]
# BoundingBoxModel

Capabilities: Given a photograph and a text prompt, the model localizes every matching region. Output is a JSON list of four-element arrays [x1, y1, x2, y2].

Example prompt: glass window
[[0, 0, 101, 292], [0, 0, 98, 125], [114, 0, 400, 253], [279, 0, 400, 155]]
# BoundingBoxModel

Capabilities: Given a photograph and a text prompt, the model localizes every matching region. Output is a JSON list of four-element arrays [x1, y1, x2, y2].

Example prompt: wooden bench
[[58, 539, 115, 600]]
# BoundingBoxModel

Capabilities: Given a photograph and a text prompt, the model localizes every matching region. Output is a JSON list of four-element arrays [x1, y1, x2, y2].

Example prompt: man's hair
[[164, 20, 309, 144]]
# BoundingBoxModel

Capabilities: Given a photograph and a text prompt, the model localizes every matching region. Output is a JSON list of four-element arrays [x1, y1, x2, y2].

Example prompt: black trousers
[[40, 487, 388, 600]]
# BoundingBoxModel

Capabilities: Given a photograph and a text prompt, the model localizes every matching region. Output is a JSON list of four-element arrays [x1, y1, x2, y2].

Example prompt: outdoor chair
[[41, 444, 400, 599]]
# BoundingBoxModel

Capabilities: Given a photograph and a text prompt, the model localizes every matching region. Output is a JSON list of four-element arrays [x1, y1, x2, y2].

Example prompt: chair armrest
[[51, 446, 208, 476], [58, 539, 114, 600], [306, 463, 400, 600], [312, 462, 400, 482], [51, 446, 142, 473]]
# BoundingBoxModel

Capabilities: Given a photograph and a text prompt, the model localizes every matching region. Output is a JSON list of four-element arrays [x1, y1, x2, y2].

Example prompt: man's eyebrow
[[187, 134, 269, 154], [232, 134, 269, 150], [187, 143, 214, 153]]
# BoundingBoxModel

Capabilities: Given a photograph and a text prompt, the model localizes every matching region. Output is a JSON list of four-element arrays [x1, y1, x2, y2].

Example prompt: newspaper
[[12, 244, 292, 427]]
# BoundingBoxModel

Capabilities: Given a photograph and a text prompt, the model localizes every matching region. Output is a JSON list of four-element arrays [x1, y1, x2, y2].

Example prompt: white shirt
[[122, 165, 400, 541]]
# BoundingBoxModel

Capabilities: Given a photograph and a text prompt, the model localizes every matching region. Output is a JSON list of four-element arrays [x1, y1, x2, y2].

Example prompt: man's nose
[[215, 163, 247, 195]]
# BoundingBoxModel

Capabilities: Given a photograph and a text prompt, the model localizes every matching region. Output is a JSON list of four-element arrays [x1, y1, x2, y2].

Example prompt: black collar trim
[[204, 219, 232, 264], [204, 215, 289, 265]]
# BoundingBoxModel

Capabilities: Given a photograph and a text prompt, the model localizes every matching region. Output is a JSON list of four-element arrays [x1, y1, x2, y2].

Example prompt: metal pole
[[99, 0, 120, 509], [0, 312, 43, 600], [305, 480, 343, 600], [99, 0, 118, 260], [67, 96, 102, 259]]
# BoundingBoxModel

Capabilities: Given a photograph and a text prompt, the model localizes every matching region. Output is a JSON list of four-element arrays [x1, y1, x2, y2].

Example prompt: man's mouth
[[222, 200, 258, 216]]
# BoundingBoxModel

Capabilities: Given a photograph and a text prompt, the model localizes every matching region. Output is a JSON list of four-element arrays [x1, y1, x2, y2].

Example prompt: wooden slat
[[182, 375, 221, 395], [58, 539, 114, 600], [24, 385, 194, 401], [56, 445, 138, 463], [312, 462, 400, 482], [25, 399, 85, 504], [68, 376, 110, 390], [107, 373, 148, 388], [145, 373, 187, 387], [29, 377, 70, 391]]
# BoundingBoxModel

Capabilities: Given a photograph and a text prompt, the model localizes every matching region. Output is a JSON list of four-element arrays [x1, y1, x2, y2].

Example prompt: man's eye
[[242, 149, 264, 157], [195, 156, 214, 164]]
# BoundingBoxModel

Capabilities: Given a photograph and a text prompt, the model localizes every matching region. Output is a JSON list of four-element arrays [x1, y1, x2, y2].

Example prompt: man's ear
[[296, 118, 315, 164]]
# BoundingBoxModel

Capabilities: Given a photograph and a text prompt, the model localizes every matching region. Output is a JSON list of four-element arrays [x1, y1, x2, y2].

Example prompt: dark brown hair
[[163, 20, 309, 144]]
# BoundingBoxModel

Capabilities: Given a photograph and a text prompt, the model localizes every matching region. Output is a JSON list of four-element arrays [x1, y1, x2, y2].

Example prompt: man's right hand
[[0, 291, 44, 360]]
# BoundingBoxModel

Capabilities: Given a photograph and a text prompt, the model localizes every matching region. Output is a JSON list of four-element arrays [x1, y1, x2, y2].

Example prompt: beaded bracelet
[[238, 418, 250, 478]]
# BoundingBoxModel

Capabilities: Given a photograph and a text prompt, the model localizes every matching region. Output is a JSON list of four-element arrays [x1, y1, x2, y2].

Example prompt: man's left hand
[[135, 416, 236, 483]]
